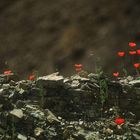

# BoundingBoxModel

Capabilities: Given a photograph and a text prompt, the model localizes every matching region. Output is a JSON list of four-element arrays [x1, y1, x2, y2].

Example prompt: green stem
[[136, 69, 140, 76], [122, 57, 127, 77]]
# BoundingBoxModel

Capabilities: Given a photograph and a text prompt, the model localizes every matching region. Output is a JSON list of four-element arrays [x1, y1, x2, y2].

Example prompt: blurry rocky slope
[[0, 0, 140, 78]]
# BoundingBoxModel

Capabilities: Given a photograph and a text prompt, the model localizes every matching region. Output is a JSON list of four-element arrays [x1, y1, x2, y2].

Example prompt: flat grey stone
[[17, 133, 27, 140], [10, 109, 24, 119]]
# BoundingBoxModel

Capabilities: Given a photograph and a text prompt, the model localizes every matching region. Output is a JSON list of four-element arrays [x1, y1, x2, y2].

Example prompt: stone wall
[[0, 72, 140, 139]]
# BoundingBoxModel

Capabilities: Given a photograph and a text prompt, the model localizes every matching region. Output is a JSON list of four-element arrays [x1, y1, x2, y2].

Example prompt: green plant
[[99, 78, 108, 117], [94, 57, 103, 75], [94, 57, 109, 117], [78, 70, 88, 78], [122, 68, 128, 77]]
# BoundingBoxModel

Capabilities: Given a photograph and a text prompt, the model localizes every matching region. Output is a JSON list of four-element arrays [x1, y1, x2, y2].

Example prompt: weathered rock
[[129, 79, 140, 87], [85, 132, 100, 140], [10, 109, 24, 119], [132, 133, 140, 140], [17, 133, 27, 140], [0, 74, 19, 83], [71, 75, 89, 82], [37, 72, 64, 87], [71, 80, 80, 88], [45, 109, 61, 123], [34, 127, 44, 137]]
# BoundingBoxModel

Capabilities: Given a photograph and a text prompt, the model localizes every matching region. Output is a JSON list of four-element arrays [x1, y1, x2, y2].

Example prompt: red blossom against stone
[[74, 64, 83, 72], [129, 51, 136, 55], [133, 63, 140, 69], [115, 118, 125, 125], [136, 49, 140, 55], [113, 72, 119, 77], [118, 52, 125, 57], [4, 70, 13, 75], [74, 64, 83, 68], [129, 42, 136, 48], [28, 74, 36, 81]]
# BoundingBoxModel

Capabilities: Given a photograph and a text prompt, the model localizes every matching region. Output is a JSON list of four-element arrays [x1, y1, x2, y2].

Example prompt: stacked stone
[[0, 72, 140, 139]]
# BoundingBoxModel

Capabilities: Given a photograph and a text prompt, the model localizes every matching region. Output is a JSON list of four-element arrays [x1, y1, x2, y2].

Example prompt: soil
[[0, 0, 140, 78]]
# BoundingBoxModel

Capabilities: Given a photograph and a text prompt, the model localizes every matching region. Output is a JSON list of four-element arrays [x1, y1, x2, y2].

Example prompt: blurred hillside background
[[0, 0, 140, 78]]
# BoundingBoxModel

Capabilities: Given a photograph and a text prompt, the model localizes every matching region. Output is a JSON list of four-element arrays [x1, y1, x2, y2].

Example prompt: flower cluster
[[4, 70, 13, 75], [113, 42, 140, 77], [3, 69, 37, 81]]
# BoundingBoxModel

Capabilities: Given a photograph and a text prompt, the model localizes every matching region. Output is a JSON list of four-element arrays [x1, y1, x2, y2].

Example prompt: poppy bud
[[115, 118, 125, 125], [28, 74, 36, 81], [74, 64, 83, 68], [118, 52, 125, 57], [133, 63, 140, 68], [74, 64, 83, 72], [113, 72, 119, 77], [137, 49, 140, 55], [129, 42, 136, 47], [129, 51, 136, 55]]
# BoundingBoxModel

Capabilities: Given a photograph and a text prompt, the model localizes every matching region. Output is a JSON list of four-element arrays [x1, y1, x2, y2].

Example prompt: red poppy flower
[[137, 49, 140, 55], [118, 52, 125, 57], [4, 70, 13, 75], [133, 63, 140, 68], [129, 42, 136, 48], [74, 64, 83, 68], [115, 118, 125, 125], [129, 51, 136, 55], [113, 72, 119, 77], [28, 74, 36, 81], [74, 64, 83, 72]]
